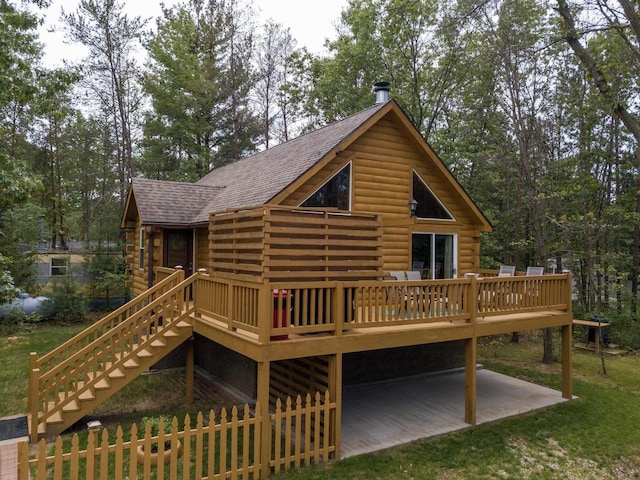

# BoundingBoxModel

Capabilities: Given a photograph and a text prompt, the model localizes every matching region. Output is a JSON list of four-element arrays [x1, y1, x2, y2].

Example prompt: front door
[[164, 230, 193, 276], [411, 233, 457, 279]]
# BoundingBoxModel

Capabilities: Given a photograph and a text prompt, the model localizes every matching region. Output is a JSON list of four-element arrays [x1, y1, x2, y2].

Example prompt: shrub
[[42, 278, 87, 322], [140, 415, 173, 437], [0, 306, 42, 334], [0, 254, 17, 305]]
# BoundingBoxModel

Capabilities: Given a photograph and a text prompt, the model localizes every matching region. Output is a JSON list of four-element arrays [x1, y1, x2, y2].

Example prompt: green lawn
[[0, 321, 92, 417], [4, 323, 640, 479], [270, 336, 640, 479]]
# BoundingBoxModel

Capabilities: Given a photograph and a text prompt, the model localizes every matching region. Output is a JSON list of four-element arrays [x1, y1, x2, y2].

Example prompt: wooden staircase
[[28, 270, 196, 441]]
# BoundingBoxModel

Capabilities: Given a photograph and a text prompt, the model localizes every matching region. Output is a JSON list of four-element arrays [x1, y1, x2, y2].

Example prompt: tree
[[83, 246, 128, 308], [254, 20, 301, 148], [556, 0, 640, 315], [0, 203, 44, 292], [62, 0, 146, 205], [141, 0, 259, 181], [274, 32, 307, 142], [0, 0, 43, 211], [305, 0, 386, 124], [31, 69, 79, 250], [0, 0, 50, 295]]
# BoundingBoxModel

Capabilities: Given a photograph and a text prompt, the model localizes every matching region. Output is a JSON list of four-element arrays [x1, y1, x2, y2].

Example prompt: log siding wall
[[126, 224, 163, 295], [280, 116, 484, 275], [125, 110, 486, 291], [208, 207, 383, 282]]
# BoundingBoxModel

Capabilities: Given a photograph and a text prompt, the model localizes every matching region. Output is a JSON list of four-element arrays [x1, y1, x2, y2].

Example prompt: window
[[50, 257, 69, 277], [139, 227, 145, 270], [301, 163, 351, 210], [413, 172, 453, 220], [412, 233, 457, 279]]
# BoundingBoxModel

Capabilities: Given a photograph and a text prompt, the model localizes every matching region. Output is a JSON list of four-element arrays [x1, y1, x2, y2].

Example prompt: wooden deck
[[191, 273, 574, 361], [341, 368, 569, 458], [27, 270, 573, 446], [192, 308, 571, 362]]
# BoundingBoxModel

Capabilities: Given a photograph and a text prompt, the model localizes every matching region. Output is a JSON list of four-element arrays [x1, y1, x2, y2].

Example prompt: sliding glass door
[[411, 233, 457, 279]]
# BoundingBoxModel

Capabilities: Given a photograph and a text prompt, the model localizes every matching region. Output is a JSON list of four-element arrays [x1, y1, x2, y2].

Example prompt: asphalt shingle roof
[[131, 178, 223, 226], [192, 102, 388, 223], [129, 102, 389, 226], [126, 99, 491, 231]]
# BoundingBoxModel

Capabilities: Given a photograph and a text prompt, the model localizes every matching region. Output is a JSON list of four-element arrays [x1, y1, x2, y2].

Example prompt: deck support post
[[185, 336, 194, 406], [328, 353, 343, 459], [464, 337, 477, 425], [561, 324, 573, 399], [257, 360, 271, 477]]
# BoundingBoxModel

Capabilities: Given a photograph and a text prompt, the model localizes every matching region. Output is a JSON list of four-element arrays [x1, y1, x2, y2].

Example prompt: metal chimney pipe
[[374, 81, 390, 103]]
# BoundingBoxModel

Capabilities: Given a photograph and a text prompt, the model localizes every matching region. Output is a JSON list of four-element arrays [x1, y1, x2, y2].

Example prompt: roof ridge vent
[[373, 81, 390, 104]]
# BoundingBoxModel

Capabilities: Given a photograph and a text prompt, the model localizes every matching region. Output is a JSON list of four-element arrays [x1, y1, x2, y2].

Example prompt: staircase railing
[[28, 269, 192, 441]]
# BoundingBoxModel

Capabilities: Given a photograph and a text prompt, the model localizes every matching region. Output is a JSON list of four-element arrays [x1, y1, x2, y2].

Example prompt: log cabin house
[[27, 89, 573, 469]]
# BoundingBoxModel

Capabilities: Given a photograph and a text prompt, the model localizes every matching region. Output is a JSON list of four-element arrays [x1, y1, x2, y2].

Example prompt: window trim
[[300, 162, 352, 211], [50, 257, 69, 277], [412, 170, 455, 221], [138, 227, 145, 270]]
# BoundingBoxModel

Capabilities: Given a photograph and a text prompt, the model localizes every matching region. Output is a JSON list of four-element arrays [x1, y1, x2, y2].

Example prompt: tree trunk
[[542, 328, 554, 364]]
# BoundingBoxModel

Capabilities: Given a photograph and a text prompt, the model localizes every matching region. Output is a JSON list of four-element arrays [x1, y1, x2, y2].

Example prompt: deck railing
[[32, 269, 185, 375], [477, 275, 569, 316], [190, 273, 572, 342], [28, 270, 190, 440]]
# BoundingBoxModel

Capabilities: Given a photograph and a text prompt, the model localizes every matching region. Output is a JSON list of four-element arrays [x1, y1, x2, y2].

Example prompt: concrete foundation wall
[[194, 334, 257, 399], [343, 341, 465, 386], [152, 343, 187, 370]]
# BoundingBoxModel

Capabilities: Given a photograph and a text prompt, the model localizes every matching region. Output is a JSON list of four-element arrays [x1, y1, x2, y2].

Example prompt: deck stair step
[[62, 399, 81, 413], [78, 389, 96, 402], [46, 411, 64, 425], [150, 337, 167, 348], [162, 328, 180, 338], [35, 316, 193, 439], [114, 352, 140, 369], [36, 420, 46, 435], [94, 378, 111, 390], [136, 347, 154, 358], [123, 358, 139, 369], [108, 367, 126, 379]]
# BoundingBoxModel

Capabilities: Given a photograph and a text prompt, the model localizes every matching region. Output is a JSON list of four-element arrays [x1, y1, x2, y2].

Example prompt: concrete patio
[[341, 367, 570, 458]]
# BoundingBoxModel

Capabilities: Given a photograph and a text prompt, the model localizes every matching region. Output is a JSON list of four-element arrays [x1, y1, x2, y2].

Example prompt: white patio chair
[[498, 265, 516, 277], [405, 270, 422, 280], [389, 271, 406, 280], [525, 266, 544, 276]]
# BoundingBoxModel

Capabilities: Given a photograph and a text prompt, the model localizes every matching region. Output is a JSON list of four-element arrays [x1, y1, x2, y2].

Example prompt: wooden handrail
[[261, 274, 572, 337], [38, 277, 193, 383], [35, 269, 184, 369], [31, 271, 193, 436]]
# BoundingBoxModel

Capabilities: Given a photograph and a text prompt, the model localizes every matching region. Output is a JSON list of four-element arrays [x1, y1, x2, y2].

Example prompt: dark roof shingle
[[192, 102, 388, 222], [131, 178, 223, 226], [129, 101, 393, 225]]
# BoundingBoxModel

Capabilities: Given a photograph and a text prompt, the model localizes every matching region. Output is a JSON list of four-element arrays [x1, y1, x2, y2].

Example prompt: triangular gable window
[[301, 163, 351, 210], [413, 171, 453, 220]]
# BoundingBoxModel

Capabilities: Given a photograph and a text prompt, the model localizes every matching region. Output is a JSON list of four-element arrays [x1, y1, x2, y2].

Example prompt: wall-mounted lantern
[[409, 198, 418, 217]]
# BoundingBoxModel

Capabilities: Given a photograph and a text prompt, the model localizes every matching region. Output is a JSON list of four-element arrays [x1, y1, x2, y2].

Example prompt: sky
[[36, 0, 349, 68]]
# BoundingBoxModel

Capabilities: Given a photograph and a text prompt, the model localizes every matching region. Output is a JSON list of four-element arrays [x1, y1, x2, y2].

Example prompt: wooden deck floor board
[[340, 368, 569, 458]]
